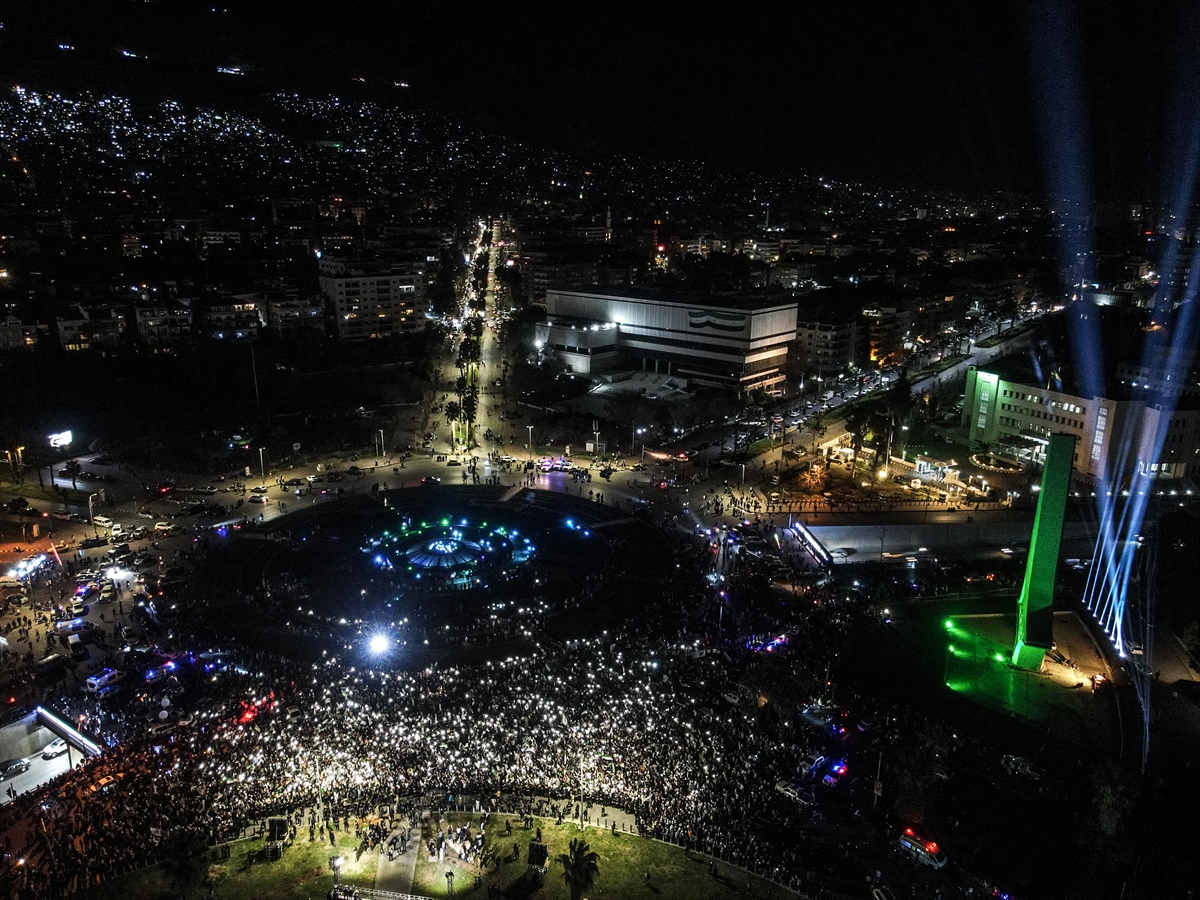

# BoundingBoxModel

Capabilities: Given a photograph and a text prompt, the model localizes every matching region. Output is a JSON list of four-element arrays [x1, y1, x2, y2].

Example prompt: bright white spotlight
[[368, 634, 389, 655]]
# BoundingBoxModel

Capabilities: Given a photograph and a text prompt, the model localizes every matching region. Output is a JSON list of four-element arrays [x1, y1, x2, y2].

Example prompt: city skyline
[[0, 4, 1199, 900]]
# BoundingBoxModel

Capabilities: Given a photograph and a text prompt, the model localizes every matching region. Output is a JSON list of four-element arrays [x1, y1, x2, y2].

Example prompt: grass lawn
[[78, 830, 379, 900], [0, 477, 90, 508], [413, 812, 793, 900]]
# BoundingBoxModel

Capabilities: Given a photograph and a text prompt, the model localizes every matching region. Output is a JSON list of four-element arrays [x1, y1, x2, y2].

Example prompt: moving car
[[42, 739, 68, 759], [0, 758, 30, 779]]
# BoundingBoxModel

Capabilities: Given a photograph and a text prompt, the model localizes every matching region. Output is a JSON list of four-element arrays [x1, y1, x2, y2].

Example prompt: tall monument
[[1011, 432, 1077, 670]]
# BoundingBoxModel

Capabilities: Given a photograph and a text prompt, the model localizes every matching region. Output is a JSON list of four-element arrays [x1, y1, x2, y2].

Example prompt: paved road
[[0, 742, 73, 805]]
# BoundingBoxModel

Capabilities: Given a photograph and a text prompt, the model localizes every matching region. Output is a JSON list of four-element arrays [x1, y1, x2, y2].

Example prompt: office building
[[537, 287, 797, 392]]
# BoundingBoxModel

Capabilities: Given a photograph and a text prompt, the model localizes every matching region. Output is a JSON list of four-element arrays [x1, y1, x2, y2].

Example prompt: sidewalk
[[373, 814, 418, 894]]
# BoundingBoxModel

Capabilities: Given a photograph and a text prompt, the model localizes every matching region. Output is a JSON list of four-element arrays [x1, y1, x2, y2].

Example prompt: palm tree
[[445, 400, 461, 449], [556, 838, 600, 900], [843, 406, 872, 477], [806, 413, 825, 451]]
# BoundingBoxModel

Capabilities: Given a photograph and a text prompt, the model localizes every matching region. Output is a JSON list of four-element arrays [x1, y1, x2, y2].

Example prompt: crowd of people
[[0, 514, 890, 900], [0, 480, 1009, 900]]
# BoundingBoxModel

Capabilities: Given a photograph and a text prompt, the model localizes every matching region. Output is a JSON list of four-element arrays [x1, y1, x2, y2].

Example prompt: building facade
[[538, 288, 797, 392], [795, 317, 857, 375], [963, 363, 1200, 483], [318, 257, 425, 341], [135, 302, 194, 352], [265, 290, 325, 337]]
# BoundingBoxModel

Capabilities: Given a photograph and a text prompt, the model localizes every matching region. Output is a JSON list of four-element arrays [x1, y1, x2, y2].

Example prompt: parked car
[[1001, 754, 1044, 779], [897, 828, 947, 869]]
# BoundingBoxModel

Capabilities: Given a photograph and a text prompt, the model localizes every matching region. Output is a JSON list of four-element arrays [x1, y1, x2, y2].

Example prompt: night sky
[[4, 1, 1200, 199]]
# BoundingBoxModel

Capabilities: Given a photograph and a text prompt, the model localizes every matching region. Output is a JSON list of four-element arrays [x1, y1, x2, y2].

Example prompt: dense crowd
[[0, 517, 924, 899]]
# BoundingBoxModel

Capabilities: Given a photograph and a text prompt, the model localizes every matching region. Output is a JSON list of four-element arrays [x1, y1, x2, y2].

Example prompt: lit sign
[[49, 431, 72, 447]]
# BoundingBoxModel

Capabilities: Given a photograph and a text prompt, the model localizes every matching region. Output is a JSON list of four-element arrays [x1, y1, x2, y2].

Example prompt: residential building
[[795, 311, 858, 376], [264, 290, 326, 338], [318, 256, 425, 340], [201, 293, 263, 341], [48, 306, 124, 353], [135, 301, 195, 352]]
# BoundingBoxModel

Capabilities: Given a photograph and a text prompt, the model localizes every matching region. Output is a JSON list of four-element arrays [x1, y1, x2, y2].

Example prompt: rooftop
[[549, 285, 797, 312]]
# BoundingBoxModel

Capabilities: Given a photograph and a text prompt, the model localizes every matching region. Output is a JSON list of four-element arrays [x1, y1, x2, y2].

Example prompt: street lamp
[[527, 425, 534, 463], [88, 493, 99, 533], [258, 447, 266, 485]]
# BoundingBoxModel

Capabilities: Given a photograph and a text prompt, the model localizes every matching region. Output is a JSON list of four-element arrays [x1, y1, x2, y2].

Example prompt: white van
[[92, 515, 114, 530], [898, 829, 947, 869], [85, 668, 124, 693], [67, 633, 87, 660], [53, 617, 89, 636]]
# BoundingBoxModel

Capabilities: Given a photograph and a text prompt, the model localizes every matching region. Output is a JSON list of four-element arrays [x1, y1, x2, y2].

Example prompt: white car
[[775, 780, 799, 798], [42, 739, 68, 759], [774, 780, 813, 806]]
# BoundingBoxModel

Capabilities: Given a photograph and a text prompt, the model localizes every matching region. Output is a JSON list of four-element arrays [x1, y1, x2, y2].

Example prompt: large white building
[[537, 288, 797, 392]]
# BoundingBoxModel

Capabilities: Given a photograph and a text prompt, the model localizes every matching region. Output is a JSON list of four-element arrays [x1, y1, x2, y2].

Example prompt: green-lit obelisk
[[1012, 432, 1077, 670]]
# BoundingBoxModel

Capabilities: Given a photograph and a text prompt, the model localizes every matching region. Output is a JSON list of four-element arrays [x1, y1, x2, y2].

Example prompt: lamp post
[[88, 493, 99, 535], [378, 429, 386, 458], [527, 425, 534, 463], [258, 447, 266, 485]]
